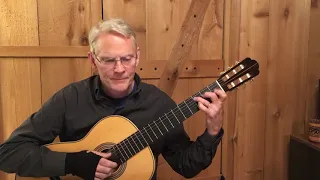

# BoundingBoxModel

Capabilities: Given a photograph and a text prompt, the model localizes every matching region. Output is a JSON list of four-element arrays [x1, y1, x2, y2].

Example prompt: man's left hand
[[193, 89, 227, 136]]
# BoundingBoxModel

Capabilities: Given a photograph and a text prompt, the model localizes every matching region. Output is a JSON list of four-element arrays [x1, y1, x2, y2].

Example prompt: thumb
[[90, 150, 112, 158]]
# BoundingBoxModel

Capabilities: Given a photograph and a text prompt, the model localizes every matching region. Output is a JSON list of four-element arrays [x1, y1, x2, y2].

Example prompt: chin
[[112, 83, 130, 92]]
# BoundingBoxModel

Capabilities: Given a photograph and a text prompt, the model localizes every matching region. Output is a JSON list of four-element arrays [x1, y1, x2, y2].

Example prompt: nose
[[114, 60, 125, 73]]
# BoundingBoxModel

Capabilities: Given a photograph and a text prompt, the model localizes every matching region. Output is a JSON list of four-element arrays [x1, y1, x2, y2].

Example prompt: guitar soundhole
[[94, 142, 126, 180]]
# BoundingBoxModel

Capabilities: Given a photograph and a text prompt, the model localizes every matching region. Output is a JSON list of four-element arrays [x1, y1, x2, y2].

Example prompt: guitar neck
[[109, 80, 224, 164]]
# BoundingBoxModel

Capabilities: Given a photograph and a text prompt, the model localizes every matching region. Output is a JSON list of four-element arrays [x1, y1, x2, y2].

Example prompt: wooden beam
[[0, 46, 89, 58], [137, 59, 223, 79], [157, 0, 213, 96]]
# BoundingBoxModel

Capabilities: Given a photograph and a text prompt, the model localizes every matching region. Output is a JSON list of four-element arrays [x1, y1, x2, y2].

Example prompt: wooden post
[[157, 0, 212, 96]]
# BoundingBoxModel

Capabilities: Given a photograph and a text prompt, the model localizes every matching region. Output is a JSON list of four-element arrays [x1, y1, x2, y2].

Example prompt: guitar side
[[15, 115, 155, 180]]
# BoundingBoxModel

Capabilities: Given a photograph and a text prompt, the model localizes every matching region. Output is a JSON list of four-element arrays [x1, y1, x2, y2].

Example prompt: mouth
[[111, 78, 128, 81]]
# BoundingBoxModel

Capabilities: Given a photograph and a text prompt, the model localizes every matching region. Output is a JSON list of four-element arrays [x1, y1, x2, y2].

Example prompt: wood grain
[[156, 0, 213, 96], [306, 0, 320, 130], [235, 0, 269, 180], [0, 1, 317, 180], [0, 1, 41, 180], [0, 46, 90, 58], [37, 0, 93, 102], [103, 0, 146, 62], [222, 0, 241, 179], [136, 60, 223, 79], [264, 1, 311, 180]]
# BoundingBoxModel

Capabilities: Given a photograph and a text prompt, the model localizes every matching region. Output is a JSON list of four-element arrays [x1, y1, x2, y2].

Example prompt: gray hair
[[88, 18, 137, 55]]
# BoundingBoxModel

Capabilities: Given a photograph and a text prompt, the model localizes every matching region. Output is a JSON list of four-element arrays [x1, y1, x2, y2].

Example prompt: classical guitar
[[15, 57, 259, 180]]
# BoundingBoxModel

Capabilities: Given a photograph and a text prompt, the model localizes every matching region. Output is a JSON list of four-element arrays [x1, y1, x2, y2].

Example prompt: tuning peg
[[235, 61, 239, 64], [220, 71, 225, 75]]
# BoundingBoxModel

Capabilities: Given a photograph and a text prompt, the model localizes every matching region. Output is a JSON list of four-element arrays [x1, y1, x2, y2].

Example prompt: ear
[[135, 46, 140, 67], [88, 52, 97, 73]]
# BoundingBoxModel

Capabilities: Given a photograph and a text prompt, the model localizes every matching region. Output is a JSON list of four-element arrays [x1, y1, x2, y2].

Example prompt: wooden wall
[[0, 0, 318, 180], [223, 0, 312, 180]]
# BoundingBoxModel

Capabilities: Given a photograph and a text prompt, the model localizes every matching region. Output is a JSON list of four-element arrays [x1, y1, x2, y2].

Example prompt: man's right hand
[[65, 150, 118, 180], [91, 151, 118, 180]]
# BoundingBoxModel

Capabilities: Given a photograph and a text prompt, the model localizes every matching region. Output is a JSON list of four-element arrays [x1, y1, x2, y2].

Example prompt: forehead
[[96, 33, 136, 56]]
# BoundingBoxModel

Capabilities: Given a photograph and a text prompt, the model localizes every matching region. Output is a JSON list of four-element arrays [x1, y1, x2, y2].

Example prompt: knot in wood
[[284, 7, 290, 18], [81, 36, 89, 46], [78, 4, 85, 13], [273, 109, 281, 119]]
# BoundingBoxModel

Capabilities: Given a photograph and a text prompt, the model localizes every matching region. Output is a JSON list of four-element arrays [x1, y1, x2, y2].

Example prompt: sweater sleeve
[[160, 98, 224, 178], [0, 89, 67, 177]]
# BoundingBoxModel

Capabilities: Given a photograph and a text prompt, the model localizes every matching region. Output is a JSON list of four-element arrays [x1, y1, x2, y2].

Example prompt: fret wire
[[131, 135, 141, 151], [123, 139, 133, 158], [177, 105, 187, 119], [149, 124, 158, 139], [171, 109, 180, 124], [144, 127, 153, 142], [154, 121, 163, 135], [114, 145, 125, 162], [209, 82, 219, 90], [165, 113, 174, 128], [130, 136, 138, 153], [122, 140, 133, 157], [206, 86, 211, 92], [160, 117, 169, 132], [184, 100, 193, 114], [125, 139, 135, 155], [118, 143, 129, 160], [139, 130, 149, 145], [215, 80, 224, 91], [200, 88, 207, 94], [134, 133, 143, 149]]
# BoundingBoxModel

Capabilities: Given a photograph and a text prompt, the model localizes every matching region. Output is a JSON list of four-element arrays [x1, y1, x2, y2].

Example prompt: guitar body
[[15, 115, 155, 180]]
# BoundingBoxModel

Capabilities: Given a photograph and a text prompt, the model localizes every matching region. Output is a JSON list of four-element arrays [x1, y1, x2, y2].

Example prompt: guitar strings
[[109, 80, 222, 162], [110, 62, 258, 162]]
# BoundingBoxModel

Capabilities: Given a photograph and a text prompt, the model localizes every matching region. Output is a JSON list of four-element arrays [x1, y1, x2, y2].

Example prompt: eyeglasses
[[93, 52, 137, 67]]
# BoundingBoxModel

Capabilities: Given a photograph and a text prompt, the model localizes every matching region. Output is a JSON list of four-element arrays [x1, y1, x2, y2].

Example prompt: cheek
[[97, 65, 110, 74], [126, 67, 136, 75]]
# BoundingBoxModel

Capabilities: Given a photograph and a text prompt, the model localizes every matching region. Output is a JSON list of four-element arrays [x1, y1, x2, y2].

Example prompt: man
[[0, 18, 226, 180]]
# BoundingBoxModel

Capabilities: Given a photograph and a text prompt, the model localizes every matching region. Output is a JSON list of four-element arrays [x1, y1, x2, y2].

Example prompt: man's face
[[90, 32, 140, 98]]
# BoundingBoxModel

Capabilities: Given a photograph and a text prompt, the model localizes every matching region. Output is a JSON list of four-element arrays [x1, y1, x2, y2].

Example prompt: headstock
[[218, 57, 260, 92]]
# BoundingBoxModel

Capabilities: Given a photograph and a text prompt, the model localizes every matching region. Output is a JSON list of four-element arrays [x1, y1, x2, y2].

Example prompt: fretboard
[[108, 79, 224, 164]]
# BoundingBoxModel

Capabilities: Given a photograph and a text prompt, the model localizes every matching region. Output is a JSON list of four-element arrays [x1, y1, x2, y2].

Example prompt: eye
[[100, 57, 114, 62], [121, 56, 133, 61]]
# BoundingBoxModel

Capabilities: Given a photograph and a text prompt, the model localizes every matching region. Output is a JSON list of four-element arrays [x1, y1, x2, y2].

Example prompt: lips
[[112, 78, 127, 80]]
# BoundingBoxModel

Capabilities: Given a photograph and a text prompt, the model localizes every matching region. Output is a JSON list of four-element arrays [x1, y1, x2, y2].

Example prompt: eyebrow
[[99, 54, 135, 58]]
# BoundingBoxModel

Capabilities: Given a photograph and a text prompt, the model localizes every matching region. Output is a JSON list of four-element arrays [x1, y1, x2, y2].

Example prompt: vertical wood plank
[[264, 1, 311, 180], [0, 1, 40, 180], [38, 0, 94, 102], [306, 0, 320, 129], [222, 0, 241, 179], [103, 0, 146, 62], [235, 0, 269, 179]]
